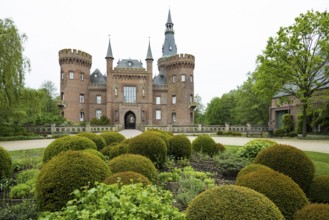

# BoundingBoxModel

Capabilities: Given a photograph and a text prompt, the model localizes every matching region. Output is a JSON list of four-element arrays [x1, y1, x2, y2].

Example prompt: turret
[[145, 39, 153, 73], [58, 48, 92, 122], [105, 36, 114, 75]]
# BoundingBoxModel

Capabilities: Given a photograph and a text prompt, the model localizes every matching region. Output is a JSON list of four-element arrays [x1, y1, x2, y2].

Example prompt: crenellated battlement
[[157, 53, 195, 69], [59, 48, 92, 67]]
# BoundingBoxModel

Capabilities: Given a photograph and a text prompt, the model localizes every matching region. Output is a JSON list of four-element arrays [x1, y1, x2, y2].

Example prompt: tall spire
[[105, 36, 114, 59], [162, 9, 177, 57], [146, 38, 153, 60]]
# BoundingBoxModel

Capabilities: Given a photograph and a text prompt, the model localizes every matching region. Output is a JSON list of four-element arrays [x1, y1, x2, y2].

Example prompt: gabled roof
[[90, 69, 107, 83]]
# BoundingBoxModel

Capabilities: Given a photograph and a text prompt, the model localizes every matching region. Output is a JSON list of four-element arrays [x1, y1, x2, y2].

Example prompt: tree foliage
[[194, 94, 205, 124], [252, 10, 329, 136], [0, 18, 29, 112]]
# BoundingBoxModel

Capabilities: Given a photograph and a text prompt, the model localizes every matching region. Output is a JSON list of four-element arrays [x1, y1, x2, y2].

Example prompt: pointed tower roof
[[162, 9, 177, 57], [146, 38, 153, 60], [105, 36, 114, 59]]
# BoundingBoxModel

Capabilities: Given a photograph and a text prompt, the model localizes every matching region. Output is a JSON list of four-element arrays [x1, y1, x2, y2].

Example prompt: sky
[[1, 0, 328, 105]]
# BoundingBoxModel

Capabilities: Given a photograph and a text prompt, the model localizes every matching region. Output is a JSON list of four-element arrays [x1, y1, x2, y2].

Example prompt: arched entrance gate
[[124, 111, 136, 129]]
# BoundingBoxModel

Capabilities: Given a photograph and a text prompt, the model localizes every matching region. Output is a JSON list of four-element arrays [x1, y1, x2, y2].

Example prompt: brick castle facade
[[58, 10, 196, 129]]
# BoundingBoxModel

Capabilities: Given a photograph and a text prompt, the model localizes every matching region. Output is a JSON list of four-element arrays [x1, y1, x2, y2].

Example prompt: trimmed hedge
[[192, 134, 218, 157], [108, 154, 157, 182], [104, 171, 151, 186], [236, 168, 309, 220], [168, 134, 192, 159], [254, 144, 315, 192], [42, 136, 97, 163], [100, 132, 126, 146], [101, 142, 129, 160], [77, 132, 106, 150], [236, 163, 274, 179], [186, 185, 284, 220], [293, 204, 329, 220], [237, 139, 277, 159], [308, 175, 329, 203], [36, 150, 110, 211], [82, 148, 106, 160], [0, 146, 12, 180], [128, 133, 167, 168], [144, 130, 170, 148]]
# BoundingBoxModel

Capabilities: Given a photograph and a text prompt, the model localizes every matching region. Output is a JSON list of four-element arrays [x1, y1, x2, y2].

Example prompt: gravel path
[[0, 130, 328, 154]]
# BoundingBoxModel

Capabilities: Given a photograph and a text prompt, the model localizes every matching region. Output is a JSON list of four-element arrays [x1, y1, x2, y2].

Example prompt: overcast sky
[[1, 0, 328, 105]]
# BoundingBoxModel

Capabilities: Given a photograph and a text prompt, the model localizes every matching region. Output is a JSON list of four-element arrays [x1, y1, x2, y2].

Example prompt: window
[[142, 87, 145, 97], [190, 94, 193, 102], [142, 110, 145, 117], [124, 86, 136, 103], [173, 75, 176, 83], [114, 87, 118, 96], [190, 75, 193, 83], [156, 110, 161, 120], [80, 111, 84, 122], [96, 95, 101, 104], [172, 95, 176, 104], [181, 74, 186, 82], [61, 72, 64, 80], [61, 92, 64, 100], [156, 96, 161, 104], [80, 94, 84, 103], [190, 112, 193, 122], [69, 71, 74, 79], [80, 73, 84, 80], [96, 109, 102, 119], [172, 112, 176, 122]]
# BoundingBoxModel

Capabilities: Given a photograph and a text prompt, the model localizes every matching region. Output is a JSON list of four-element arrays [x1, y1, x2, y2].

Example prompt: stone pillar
[[198, 124, 202, 132], [86, 122, 91, 132], [168, 123, 173, 132], [51, 124, 56, 134], [225, 123, 230, 131], [247, 123, 251, 131]]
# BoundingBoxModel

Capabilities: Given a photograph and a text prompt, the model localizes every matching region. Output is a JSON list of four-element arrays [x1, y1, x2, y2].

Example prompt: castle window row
[[172, 74, 193, 83], [61, 71, 84, 80]]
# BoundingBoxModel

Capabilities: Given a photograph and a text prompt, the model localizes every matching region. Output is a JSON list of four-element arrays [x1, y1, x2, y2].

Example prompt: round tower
[[158, 53, 195, 125], [59, 48, 92, 123]]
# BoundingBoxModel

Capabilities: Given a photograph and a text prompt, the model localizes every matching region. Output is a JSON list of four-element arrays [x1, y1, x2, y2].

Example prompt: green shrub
[[100, 131, 126, 146], [308, 175, 329, 203], [186, 185, 284, 220], [0, 146, 12, 180], [192, 134, 218, 157], [168, 135, 192, 159], [213, 151, 251, 177], [104, 171, 151, 186], [90, 115, 110, 125], [77, 132, 106, 150], [41, 183, 185, 219], [254, 144, 315, 192], [288, 131, 298, 137], [236, 168, 309, 220], [16, 169, 40, 184], [236, 164, 273, 179], [274, 128, 286, 137], [237, 139, 277, 159], [36, 150, 110, 211], [215, 143, 226, 153], [144, 130, 170, 148], [108, 154, 157, 181], [293, 204, 329, 220], [128, 133, 167, 168], [82, 148, 106, 160], [10, 183, 34, 199], [101, 142, 129, 160], [0, 125, 15, 137], [0, 200, 39, 220], [216, 130, 224, 135], [42, 136, 97, 163], [282, 113, 294, 133]]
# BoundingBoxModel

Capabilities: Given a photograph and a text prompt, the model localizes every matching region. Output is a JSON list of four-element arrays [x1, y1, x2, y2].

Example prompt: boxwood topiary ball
[[254, 144, 315, 192], [36, 150, 110, 211], [308, 175, 329, 203], [236, 168, 309, 220], [128, 133, 167, 168], [104, 171, 151, 186], [42, 136, 97, 163], [192, 134, 218, 157], [108, 154, 157, 181], [186, 185, 284, 220], [293, 204, 329, 220], [77, 132, 106, 150], [101, 142, 129, 160], [236, 163, 274, 179], [168, 134, 192, 159], [0, 146, 12, 180], [100, 132, 126, 146]]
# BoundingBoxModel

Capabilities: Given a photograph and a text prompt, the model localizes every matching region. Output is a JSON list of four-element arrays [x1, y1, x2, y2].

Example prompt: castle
[[58, 10, 196, 129]]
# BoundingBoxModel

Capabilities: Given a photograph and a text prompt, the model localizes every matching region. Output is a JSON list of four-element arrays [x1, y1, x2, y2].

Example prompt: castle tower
[[157, 10, 195, 125], [59, 49, 92, 122]]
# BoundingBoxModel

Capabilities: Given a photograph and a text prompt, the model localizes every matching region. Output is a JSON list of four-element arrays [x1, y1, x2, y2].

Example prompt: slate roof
[[116, 59, 143, 68], [90, 69, 107, 83]]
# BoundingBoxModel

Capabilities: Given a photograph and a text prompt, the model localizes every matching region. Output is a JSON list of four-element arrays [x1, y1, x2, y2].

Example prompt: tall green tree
[[253, 10, 329, 136], [0, 18, 29, 122], [40, 80, 58, 113], [194, 94, 205, 124]]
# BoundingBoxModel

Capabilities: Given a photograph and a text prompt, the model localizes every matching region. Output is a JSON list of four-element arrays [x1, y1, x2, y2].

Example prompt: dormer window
[[128, 61, 132, 67], [169, 46, 172, 51], [94, 73, 98, 78]]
